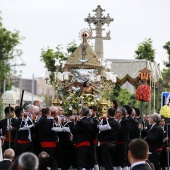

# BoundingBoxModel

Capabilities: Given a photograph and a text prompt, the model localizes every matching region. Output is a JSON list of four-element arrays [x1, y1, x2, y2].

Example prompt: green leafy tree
[[163, 41, 170, 68], [134, 38, 155, 62], [67, 41, 77, 54], [159, 41, 170, 92], [111, 85, 139, 107], [0, 16, 23, 93], [41, 45, 68, 83]]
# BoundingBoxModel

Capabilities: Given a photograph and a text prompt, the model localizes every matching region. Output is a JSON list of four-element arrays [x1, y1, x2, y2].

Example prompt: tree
[[111, 86, 139, 107], [66, 41, 77, 54], [0, 16, 23, 93], [40, 42, 77, 83], [159, 41, 170, 92], [163, 41, 170, 68], [134, 38, 155, 62]]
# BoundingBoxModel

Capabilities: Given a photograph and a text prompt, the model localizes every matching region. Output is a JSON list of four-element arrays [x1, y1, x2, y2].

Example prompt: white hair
[[50, 106, 58, 112], [151, 113, 161, 122], [4, 148, 15, 159], [33, 106, 39, 113], [18, 152, 39, 170], [25, 104, 33, 112]]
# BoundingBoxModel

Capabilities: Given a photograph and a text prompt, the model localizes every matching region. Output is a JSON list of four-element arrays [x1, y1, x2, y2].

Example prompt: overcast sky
[[1, 0, 170, 79]]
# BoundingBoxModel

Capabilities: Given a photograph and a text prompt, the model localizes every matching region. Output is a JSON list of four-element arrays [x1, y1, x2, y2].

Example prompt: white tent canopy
[[11, 86, 44, 104], [107, 59, 162, 85]]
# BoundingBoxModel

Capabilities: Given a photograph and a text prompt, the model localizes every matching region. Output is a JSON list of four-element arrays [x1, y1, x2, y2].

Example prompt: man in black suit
[[128, 139, 152, 170], [0, 106, 17, 152], [68, 106, 94, 170], [115, 106, 131, 170], [145, 113, 163, 170], [123, 105, 140, 140], [98, 108, 121, 170], [0, 148, 15, 170], [89, 105, 100, 170]]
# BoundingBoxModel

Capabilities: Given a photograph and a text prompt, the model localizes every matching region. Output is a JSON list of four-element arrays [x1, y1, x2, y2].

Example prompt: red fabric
[[75, 141, 90, 148], [4, 130, 14, 142], [100, 141, 108, 145], [18, 140, 30, 144], [41, 142, 56, 148], [116, 141, 126, 144], [156, 148, 162, 151]]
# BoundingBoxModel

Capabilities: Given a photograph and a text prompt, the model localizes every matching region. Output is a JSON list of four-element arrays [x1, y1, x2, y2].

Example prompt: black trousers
[[91, 142, 98, 165], [115, 143, 128, 167], [60, 142, 76, 170], [149, 151, 161, 170], [75, 146, 93, 169], [3, 142, 15, 153], [41, 147, 56, 158], [100, 142, 116, 170], [16, 142, 33, 156]]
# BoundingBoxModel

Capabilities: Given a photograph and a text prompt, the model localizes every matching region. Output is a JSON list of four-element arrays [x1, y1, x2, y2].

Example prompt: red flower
[[136, 84, 151, 102]]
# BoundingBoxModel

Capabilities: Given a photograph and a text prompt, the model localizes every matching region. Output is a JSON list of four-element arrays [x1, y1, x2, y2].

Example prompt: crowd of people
[[0, 101, 169, 170]]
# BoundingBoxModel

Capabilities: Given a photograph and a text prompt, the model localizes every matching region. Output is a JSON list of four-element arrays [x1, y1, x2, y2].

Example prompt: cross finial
[[84, 5, 114, 58]]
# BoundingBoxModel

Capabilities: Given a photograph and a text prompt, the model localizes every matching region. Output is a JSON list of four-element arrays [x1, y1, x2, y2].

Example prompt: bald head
[[3, 148, 15, 160]]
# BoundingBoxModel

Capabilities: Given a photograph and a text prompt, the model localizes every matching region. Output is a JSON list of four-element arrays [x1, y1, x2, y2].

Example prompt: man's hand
[[163, 137, 169, 142], [8, 125, 13, 130], [0, 136, 6, 140], [138, 124, 143, 130]]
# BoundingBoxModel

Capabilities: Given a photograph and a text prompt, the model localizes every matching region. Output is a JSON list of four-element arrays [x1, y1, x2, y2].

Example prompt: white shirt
[[131, 161, 146, 169]]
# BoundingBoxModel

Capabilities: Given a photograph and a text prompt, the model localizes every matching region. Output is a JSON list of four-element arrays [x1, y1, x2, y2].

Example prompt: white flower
[[69, 106, 73, 110], [2, 90, 16, 105]]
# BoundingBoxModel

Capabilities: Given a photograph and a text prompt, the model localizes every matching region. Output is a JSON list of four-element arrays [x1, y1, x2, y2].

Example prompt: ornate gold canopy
[[64, 42, 101, 70]]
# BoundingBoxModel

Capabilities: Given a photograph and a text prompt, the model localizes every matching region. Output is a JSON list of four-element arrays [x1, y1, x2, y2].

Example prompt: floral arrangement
[[62, 92, 100, 114], [136, 84, 151, 102], [2, 90, 16, 105], [160, 105, 170, 118]]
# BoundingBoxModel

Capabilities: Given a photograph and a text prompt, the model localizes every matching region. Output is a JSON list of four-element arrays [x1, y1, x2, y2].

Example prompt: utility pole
[[32, 74, 34, 104]]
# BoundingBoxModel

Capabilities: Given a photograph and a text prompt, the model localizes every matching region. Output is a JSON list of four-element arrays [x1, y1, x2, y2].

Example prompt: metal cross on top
[[85, 5, 114, 58]]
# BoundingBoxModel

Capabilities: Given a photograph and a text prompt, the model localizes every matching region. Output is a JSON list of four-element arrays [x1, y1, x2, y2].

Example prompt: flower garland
[[160, 105, 170, 118], [136, 84, 151, 102]]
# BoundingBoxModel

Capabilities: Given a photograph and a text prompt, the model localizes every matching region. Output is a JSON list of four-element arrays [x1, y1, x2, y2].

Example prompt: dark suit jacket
[[0, 160, 12, 170], [117, 116, 131, 142], [68, 116, 94, 144], [0, 118, 18, 141], [98, 118, 121, 142], [145, 123, 163, 152], [131, 163, 152, 170], [127, 115, 140, 140]]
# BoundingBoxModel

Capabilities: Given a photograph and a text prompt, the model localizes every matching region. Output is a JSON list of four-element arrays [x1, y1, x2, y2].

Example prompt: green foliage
[[41, 42, 78, 84], [163, 41, 170, 68], [41, 45, 68, 83], [67, 41, 77, 54], [111, 84, 139, 107], [0, 16, 23, 93], [134, 38, 155, 62], [159, 41, 170, 92]]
